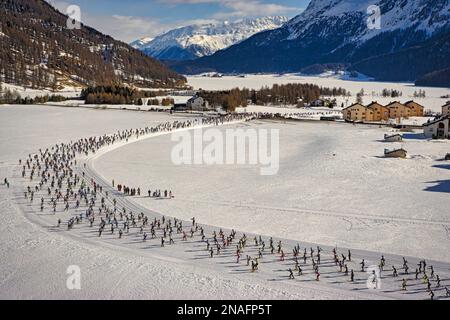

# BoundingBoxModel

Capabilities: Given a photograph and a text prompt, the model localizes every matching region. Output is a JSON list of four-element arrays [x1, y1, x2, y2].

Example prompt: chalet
[[423, 116, 449, 139], [386, 101, 411, 119], [341, 100, 426, 122], [442, 103, 450, 117], [404, 101, 424, 117], [367, 101, 389, 121], [187, 95, 211, 111], [342, 103, 373, 122]]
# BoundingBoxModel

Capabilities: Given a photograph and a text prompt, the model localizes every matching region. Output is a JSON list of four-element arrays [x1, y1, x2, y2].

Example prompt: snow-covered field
[[95, 120, 450, 262], [0, 105, 358, 300], [1, 83, 82, 99], [1, 102, 449, 300], [187, 74, 450, 112]]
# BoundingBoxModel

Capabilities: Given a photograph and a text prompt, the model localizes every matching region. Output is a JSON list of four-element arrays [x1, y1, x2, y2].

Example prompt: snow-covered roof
[[342, 103, 366, 110], [423, 115, 449, 127]]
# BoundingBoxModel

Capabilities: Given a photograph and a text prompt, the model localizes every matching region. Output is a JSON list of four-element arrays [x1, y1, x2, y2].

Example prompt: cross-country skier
[[288, 268, 295, 279], [402, 278, 407, 291], [392, 266, 398, 277]]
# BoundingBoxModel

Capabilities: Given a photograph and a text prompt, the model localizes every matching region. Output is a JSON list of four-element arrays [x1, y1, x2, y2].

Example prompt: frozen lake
[[187, 74, 450, 112], [94, 119, 450, 262], [1, 104, 449, 300]]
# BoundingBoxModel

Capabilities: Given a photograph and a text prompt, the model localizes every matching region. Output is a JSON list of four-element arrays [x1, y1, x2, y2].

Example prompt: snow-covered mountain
[[285, 0, 449, 44], [0, 0, 186, 89], [129, 37, 153, 49], [174, 0, 450, 85], [131, 16, 288, 61]]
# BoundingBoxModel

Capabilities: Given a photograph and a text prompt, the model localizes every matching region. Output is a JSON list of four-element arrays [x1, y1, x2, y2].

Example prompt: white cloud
[[215, 0, 302, 19], [46, 0, 172, 42], [162, 0, 218, 3], [94, 15, 169, 42], [45, 0, 302, 43], [161, 0, 302, 18]]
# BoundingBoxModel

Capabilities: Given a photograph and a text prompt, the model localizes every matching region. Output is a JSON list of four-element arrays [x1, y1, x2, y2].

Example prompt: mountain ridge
[[132, 16, 288, 61], [0, 0, 186, 89], [172, 0, 450, 85]]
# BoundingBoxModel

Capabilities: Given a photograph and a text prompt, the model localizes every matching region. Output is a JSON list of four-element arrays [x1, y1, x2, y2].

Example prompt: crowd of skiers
[[114, 182, 173, 199], [11, 111, 449, 300]]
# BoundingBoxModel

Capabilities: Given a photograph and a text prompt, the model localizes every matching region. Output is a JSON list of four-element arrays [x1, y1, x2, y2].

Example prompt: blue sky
[[47, 0, 310, 42]]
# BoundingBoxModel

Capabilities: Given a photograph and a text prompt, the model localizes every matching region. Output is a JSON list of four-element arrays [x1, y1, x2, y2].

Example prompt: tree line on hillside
[[0, 0, 186, 89], [81, 85, 170, 105], [198, 83, 348, 111], [0, 84, 67, 104], [415, 67, 450, 87]]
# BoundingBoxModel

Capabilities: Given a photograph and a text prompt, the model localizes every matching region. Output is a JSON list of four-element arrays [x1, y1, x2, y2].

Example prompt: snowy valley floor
[[188, 74, 450, 113], [0, 105, 450, 300]]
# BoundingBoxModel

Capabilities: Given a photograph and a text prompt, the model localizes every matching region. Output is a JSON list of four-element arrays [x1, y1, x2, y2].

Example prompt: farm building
[[187, 95, 211, 111], [172, 95, 212, 112]]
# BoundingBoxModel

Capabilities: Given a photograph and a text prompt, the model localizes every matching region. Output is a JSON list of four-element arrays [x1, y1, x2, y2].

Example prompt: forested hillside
[[0, 0, 186, 89]]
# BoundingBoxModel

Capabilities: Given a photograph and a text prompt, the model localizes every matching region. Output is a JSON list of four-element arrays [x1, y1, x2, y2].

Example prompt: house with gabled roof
[[404, 101, 424, 117], [386, 101, 411, 119], [423, 115, 449, 139], [187, 95, 211, 111], [342, 100, 427, 122], [366, 101, 389, 121], [342, 103, 373, 122]]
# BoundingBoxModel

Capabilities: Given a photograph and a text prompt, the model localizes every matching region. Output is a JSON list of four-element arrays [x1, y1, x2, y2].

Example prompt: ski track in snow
[[158, 198, 450, 227]]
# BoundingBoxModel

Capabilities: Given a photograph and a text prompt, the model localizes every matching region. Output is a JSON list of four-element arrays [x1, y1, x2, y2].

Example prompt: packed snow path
[[2, 107, 449, 300]]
